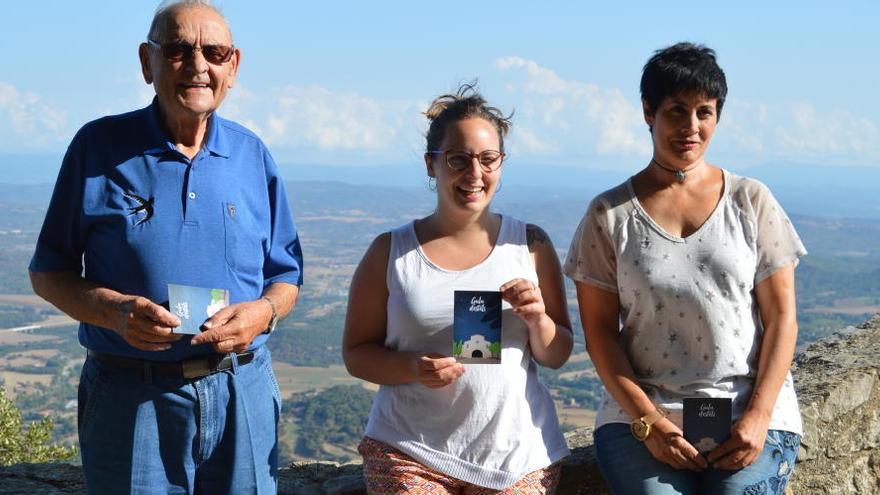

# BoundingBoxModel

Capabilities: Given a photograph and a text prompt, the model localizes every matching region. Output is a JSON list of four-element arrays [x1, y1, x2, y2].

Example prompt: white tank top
[[364, 215, 570, 490]]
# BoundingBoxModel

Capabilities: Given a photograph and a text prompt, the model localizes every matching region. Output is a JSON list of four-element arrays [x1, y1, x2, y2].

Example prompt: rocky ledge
[[3, 314, 879, 494]]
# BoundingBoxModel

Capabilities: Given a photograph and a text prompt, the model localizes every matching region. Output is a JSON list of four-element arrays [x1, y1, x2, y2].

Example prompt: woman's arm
[[501, 224, 573, 369], [708, 264, 798, 469], [577, 281, 706, 471], [342, 233, 465, 387]]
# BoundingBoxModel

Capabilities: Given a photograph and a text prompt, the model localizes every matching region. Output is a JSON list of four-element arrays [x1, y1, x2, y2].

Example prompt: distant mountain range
[[1, 153, 877, 219]]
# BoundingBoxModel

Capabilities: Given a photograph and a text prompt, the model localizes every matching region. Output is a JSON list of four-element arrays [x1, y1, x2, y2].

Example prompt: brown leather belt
[[87, 350, 255, 379]]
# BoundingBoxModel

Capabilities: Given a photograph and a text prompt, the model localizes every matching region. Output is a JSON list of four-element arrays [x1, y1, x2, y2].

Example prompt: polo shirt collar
[[142, 97, 231, 159], [202, 109, 231, 158]]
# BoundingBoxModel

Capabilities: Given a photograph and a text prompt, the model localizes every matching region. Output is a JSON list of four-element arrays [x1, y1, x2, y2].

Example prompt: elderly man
[[28, 1, 301, 492]]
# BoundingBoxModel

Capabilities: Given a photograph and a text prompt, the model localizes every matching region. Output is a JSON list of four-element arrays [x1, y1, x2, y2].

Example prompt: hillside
[[0, 179, 878, 463]]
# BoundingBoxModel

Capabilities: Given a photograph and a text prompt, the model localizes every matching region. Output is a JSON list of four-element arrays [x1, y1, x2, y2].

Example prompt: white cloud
[[718, 99, 880, 162], [496, 57, 589, 95], [510, 126, 558, 154], [218, 84, 421, 156], [780, 103, 879, 155], [270, 86, 397, 150], [494, 56, 650, 158], [495, 58, 880, 166], [0, 81, 68, 149]]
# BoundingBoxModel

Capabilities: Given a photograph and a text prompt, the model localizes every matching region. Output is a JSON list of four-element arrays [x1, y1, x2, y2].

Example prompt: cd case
[[452, 290, 502, 364], [683, 397, 732, 454], [168, 283, 230, 335]]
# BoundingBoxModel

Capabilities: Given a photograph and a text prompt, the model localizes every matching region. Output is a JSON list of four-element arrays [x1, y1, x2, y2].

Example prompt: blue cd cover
[[683, 397, 732, 454], [453, 290, 502, 364], [168, 283, 230, 335]]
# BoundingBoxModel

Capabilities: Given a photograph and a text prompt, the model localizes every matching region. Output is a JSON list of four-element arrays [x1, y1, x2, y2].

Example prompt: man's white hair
[[147, 0, 231, 42]]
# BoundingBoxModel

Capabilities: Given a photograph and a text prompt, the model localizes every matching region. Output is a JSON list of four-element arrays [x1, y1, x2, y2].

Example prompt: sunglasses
[[427, 149, 505, 172], [147, 40, 235, 65]]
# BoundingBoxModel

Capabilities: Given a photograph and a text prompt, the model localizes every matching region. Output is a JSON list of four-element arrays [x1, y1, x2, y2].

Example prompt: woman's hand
[[707, 409, 770, 470], [412, 353, 465, 388], [500, 277, 547, 330], [644, 417, 708, 471]]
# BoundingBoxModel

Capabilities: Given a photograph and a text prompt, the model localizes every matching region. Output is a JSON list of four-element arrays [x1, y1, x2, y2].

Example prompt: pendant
[[675, 170, 686, 183]]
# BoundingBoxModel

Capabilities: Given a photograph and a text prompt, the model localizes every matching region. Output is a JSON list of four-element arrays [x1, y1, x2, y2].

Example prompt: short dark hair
[[640, 42, 728, 120], [424, 82, 512, 153]]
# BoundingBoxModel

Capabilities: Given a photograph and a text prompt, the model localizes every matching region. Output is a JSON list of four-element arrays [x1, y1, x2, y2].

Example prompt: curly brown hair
[[424, 82, 512, 153]]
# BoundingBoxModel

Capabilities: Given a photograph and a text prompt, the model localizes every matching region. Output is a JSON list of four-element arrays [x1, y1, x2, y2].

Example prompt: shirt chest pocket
[[223, 202, 264, 276]]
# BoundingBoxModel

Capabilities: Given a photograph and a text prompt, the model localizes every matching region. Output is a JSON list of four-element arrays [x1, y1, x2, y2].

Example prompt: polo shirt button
[[188, 192, 196, 200]]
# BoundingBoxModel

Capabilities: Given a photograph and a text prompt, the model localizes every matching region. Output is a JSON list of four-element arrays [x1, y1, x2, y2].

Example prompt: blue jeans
[[594, 423, 799, 495], [78, 346, 282, 495]]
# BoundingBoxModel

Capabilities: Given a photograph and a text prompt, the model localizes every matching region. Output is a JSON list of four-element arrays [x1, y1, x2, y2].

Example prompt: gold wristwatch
[[630, 407, 668, 441]]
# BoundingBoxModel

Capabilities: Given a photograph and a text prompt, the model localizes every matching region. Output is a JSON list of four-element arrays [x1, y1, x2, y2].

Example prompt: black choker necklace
[[651, 158, 700, 183]]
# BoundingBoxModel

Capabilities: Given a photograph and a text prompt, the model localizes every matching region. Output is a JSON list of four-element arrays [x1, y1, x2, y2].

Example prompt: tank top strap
[[497, 214, 526, 246], [389, 221, 419, 260], [493, 215, 534, 278]]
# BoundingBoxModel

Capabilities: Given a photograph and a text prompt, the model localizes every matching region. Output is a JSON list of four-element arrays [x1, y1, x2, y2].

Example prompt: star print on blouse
[[567, 174, 806, 437]]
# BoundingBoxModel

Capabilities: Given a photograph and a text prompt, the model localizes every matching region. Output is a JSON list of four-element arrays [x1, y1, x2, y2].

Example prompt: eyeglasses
[[426, 149, 505, 172], [147, 39, 235, 65]]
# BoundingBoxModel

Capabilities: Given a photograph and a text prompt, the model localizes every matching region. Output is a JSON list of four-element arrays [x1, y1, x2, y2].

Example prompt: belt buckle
[[181, 358, 213, 379]]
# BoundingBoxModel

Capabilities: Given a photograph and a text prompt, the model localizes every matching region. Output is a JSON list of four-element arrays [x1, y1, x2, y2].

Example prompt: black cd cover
[[683, 397, 732, 454], [452, 290, 502, 364]]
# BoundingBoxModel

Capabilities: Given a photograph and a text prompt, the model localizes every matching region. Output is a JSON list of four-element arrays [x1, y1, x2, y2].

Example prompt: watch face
[[631, 420, 650, 441], [264, 316, 278, 335]]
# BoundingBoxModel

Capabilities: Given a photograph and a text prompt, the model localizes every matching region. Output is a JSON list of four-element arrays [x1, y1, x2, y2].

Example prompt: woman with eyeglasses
[[565, 42, 804, 494], [343, 84, 572, 493]]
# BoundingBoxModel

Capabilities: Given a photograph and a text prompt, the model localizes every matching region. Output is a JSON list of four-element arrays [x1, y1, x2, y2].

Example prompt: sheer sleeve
[[751, 182, 807, 283], [563, 197, 618, 293]]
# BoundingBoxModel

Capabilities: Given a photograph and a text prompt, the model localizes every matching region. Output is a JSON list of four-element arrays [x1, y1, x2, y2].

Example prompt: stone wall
[[2, 315, 879, 494]]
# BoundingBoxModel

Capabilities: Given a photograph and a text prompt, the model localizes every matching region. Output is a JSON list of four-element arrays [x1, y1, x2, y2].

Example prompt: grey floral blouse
[[564, 169, 805, 435]]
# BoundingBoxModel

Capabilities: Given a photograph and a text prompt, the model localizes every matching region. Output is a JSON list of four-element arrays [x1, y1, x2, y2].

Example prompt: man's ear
[[226, 48, 241, 89], [139, 43, 153, 84]]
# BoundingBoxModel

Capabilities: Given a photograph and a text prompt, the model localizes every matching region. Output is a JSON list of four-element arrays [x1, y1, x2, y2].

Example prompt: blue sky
[[2, 1, 879, 171]]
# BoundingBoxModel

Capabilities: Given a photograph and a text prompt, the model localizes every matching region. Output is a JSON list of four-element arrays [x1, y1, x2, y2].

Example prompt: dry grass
[[1, 371, 54, 397], [1, 348, 59, 367], [555, 403, 597, 429], [271, 362, 362, 397], [0, 294, 56, 308], [805, 305, 880, 316], [0, 332, 58, 345]]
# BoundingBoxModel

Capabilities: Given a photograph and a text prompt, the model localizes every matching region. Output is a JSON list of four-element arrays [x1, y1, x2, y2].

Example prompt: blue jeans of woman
[[594, 423, 799, 495], [78, 346, 282, 495]]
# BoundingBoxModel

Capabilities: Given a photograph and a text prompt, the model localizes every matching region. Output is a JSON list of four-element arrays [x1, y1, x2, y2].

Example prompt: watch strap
[[640, 407, 668, 427], [261, 295, 278, 334]]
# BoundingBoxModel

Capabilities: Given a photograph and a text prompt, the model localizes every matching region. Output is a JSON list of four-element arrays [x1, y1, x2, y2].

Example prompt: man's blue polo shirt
[[29, 99, 303, 360]]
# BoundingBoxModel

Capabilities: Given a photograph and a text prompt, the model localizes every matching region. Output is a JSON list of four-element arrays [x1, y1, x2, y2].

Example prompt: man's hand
[[190, 299, 271, 353], [112, 296, 182, 351], [412, 353, 465, 388]]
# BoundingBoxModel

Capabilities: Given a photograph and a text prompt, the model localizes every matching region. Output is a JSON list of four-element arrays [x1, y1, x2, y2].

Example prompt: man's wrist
[[260, 295, 278, 334]]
